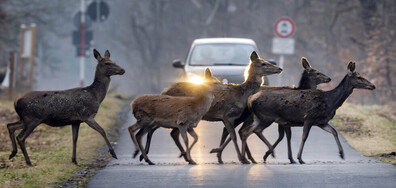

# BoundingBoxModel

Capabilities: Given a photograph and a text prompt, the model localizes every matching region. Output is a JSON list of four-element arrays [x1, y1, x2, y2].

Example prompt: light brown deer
[[6, 49, 125, 166], [133, 69, 221, 162], [210, 57, 332, 163], [128, 68, 216, 165], [242, 61, 375, 164]]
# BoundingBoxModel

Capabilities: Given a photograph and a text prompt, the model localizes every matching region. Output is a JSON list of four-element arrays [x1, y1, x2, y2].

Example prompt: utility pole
[[80, 0, 86, 87]]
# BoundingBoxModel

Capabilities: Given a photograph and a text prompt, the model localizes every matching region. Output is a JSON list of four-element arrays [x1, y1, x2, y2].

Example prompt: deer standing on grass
[[241, 62, 375, 164], [128, 68, 216, 165], [6, 49, 125, 166], [133, 69, 221, 162], [211, 57, 331, 163], [148, 51, 282, 164]]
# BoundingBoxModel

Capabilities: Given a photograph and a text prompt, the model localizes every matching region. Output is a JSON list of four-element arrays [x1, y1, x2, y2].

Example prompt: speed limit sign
[[274, 17, 295, 38]]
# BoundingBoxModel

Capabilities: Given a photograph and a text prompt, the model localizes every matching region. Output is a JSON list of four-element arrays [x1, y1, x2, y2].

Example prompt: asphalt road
[[88, 111, 396, 188]]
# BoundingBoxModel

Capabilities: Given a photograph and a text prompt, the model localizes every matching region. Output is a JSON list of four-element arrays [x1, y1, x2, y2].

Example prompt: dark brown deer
[[128, 68, 216, 165], [210, 57, 331, 163], [133, 69, 221, 162], [241, 61, 375, 164], [6, 49, 125, 166]]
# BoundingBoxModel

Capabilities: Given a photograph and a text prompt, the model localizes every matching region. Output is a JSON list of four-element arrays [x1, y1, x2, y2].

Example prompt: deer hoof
[[139, 155, 144, 162], [133, 150, 139, 158], [147, 160, 155, 165], [271, 150, 276, 158], [218, 160, 224, 164], [289, 159, 296, 164], [72, 158, 79, 165], [9, 151, 17, 159], [241, 159, 250, 164], [210, 148, 221, 153], [298, 158, 305, 164], [179, 152, 186, 158], [189, 160, 197, 165], [26, 161, 32, 166], [110, 150, 118, 159], [340, 151, 345, 159], [249, 158, 257, 164], [263, 152, 271, 162]]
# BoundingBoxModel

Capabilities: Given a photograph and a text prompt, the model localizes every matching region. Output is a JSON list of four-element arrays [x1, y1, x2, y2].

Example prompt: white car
[[172, 38, 275, 84]]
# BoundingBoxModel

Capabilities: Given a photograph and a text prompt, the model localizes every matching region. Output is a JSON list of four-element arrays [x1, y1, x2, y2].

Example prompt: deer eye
[[105, 62, 112, 65]]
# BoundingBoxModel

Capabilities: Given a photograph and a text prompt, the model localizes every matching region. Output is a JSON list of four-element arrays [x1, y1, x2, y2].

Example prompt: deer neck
[[241, 72, 262, 97], [297, 71, 316, 89], [89, 71, 111, 103], [326, 75, 353, 110]]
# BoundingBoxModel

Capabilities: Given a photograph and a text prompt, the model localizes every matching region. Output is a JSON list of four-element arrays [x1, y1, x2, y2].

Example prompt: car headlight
[[187, 75, 204, 85]]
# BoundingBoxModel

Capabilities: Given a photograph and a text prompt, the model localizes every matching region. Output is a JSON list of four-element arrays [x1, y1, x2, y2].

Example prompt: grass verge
[[331, 102, 396, 165], [0, 93, 130, 187]]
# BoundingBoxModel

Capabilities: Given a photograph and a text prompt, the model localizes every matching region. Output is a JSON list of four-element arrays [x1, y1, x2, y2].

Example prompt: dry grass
[[0, 93, 128, 187], [332, 102, 396, 164]]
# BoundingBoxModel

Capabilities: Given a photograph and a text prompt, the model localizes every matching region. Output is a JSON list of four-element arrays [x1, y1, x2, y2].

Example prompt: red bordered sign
[[274, 17, 295, 38]]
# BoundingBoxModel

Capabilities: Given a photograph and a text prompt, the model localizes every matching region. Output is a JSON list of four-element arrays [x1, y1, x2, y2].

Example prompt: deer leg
[[128, 123, 140, 158], [179, 127, 195, 165], [297, 121, 313, 164], [85, 118, 117, 160], [7, 120, 23, 159], [240, 128, 254, 165], [72, 123, 80, 165], [223, 119, 248, 164], [139, 126, 158, 161], [187, 128, 198, 152], [284, 126, 296, 164], [209, 136, 231, 164], [169, 128, 188, 161], [318, 123, 344, 159], [263, 124, 284, 162], [240, 118, 262, 165], [237, 118, 256, 164], [220, 128, 229, 146], [16, 121, 40, 166], [135, 126, 154, 165]]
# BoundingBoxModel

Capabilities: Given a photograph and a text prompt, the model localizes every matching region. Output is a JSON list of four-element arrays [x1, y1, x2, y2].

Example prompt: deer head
[[346, 61, 375, 90], [301, 57, 331, 85], [244, 51, 282, 81], [93, 49, 125, 77]]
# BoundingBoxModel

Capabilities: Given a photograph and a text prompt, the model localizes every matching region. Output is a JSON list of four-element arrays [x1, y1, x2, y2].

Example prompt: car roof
[[192, 38, 256, 45]]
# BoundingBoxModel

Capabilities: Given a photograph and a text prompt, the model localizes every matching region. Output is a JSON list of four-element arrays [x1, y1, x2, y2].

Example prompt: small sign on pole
[[272, 38, 295, 55], [274, 17, 295, 38]]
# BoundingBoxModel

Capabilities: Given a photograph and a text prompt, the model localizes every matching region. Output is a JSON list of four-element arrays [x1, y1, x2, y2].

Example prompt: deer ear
[[250, 51, 259, 61], [347, 61, 356, 73], [204, 68, 213, 79], [93, 49, 102, 61], [104, 50, 110, 58], [301, 57, 311, 70]]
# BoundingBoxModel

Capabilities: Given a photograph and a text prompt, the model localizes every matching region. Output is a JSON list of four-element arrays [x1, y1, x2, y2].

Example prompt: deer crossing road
[[88, 111, 396, 188]]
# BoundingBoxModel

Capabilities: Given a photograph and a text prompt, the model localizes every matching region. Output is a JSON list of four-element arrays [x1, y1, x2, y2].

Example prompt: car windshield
[[189, 43, 256, 66]]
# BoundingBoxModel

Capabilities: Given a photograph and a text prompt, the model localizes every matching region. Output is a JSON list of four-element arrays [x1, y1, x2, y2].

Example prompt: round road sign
[[274, 17, 295, 38]]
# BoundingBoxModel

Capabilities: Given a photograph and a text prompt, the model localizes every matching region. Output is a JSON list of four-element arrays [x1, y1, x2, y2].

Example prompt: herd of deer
[[5, 49, 375, 166]]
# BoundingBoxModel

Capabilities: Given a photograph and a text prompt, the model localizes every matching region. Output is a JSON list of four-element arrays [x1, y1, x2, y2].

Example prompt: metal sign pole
[[277, 55, 284, 86], [80, 0, 86, 87]]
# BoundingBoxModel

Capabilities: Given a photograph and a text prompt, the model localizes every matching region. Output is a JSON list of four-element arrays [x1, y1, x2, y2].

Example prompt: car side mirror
[[267, 59, 277, 65], [172, 59, 185, 68]]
